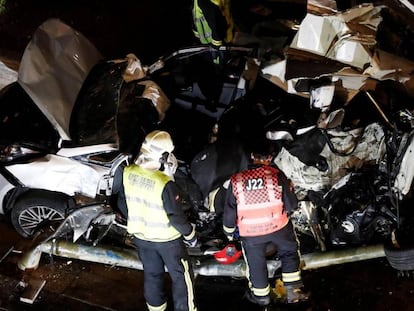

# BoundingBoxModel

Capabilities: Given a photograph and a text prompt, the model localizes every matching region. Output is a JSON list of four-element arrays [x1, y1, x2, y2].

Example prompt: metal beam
[[301, 244, 385, 270], [18, 239, 386, 278]]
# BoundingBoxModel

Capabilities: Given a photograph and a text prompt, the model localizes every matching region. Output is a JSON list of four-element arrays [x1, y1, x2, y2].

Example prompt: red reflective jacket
[[231, 166, 289, 237]]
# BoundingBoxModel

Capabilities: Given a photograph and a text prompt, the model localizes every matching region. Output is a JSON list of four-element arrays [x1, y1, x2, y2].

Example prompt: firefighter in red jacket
[[222, 142, 310, 306]]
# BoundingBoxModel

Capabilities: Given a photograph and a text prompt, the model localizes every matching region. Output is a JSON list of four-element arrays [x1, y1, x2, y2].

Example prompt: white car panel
[[0, 174, 14, 214], [18, 18, 102, 141], [5, 154, 107, 198], [56, 144, 117, 157]]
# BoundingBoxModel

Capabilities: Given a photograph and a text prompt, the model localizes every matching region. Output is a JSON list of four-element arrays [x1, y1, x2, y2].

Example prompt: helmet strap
[[159, 152, 169, 171]]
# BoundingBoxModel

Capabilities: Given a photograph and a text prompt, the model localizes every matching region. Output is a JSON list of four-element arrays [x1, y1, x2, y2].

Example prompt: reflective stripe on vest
[[193, 0, 214, 45], [123, 165, 181, 242], [220, 0, 234, 44], [232, 166, 288, 237], [192, 0, 233, 46]]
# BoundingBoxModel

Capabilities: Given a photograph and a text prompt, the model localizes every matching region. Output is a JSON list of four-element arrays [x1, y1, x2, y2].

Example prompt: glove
[[224, 227, 239, 242], [183, 235, 198, 248], [163, 152, 178, 178], [225, 233, 234, 242]]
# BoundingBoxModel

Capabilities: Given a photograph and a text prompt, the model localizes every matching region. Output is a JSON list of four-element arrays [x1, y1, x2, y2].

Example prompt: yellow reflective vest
[[193, 0, 234, 46], [123, 164, 182, 242]]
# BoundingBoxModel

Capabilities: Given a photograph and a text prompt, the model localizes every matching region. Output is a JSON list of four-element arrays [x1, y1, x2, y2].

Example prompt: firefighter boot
[[284, 283, 310, 304], [244, 289, 271, 307]]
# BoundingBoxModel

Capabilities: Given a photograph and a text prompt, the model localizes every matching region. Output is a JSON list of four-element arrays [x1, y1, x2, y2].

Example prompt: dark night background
[[0, 0, 312, 71], [0, 0, 412, 70], [0, 0, 196, 68]]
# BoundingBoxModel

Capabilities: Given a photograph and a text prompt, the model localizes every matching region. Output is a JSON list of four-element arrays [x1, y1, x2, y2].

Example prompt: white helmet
[[139, 130, 174, 161]]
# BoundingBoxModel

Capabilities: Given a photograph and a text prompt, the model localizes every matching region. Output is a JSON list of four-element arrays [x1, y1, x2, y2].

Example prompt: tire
[[384, 243, 414, 271], [11, 189, 73, 238], [384, 217, 414, 272]]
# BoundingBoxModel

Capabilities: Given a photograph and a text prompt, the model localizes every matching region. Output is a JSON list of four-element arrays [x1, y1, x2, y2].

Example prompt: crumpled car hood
[[17, 18, 102, 141]]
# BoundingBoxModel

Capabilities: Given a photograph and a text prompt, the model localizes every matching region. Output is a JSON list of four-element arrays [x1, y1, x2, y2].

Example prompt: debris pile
[[262, 2, 414, 122]]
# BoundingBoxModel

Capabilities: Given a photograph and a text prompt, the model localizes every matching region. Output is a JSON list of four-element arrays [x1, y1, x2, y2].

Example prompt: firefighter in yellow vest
[[113, 130, 198, 311], [191, 0, 235, 112], [192, 0, 234, 48], [222, 140, 310, 306]]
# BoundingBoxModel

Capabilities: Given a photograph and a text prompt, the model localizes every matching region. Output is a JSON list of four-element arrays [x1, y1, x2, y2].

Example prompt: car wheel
[[384, 226, 414, 272], [11, 190, 73, 238], [384, 243, 414, 271]]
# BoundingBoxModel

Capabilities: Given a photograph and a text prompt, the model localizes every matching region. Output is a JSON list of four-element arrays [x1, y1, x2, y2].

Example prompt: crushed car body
[[1, 1, 414, 279]]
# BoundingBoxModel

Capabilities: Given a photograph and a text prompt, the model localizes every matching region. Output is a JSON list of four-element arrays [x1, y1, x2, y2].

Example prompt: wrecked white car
[[0, 18, 122, 237], [4, 1, 414, 281]]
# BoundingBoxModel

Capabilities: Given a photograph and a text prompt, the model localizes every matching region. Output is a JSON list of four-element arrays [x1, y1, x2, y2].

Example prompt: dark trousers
[[134, 237, 197, 311], [241, 220, 300, 291]]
